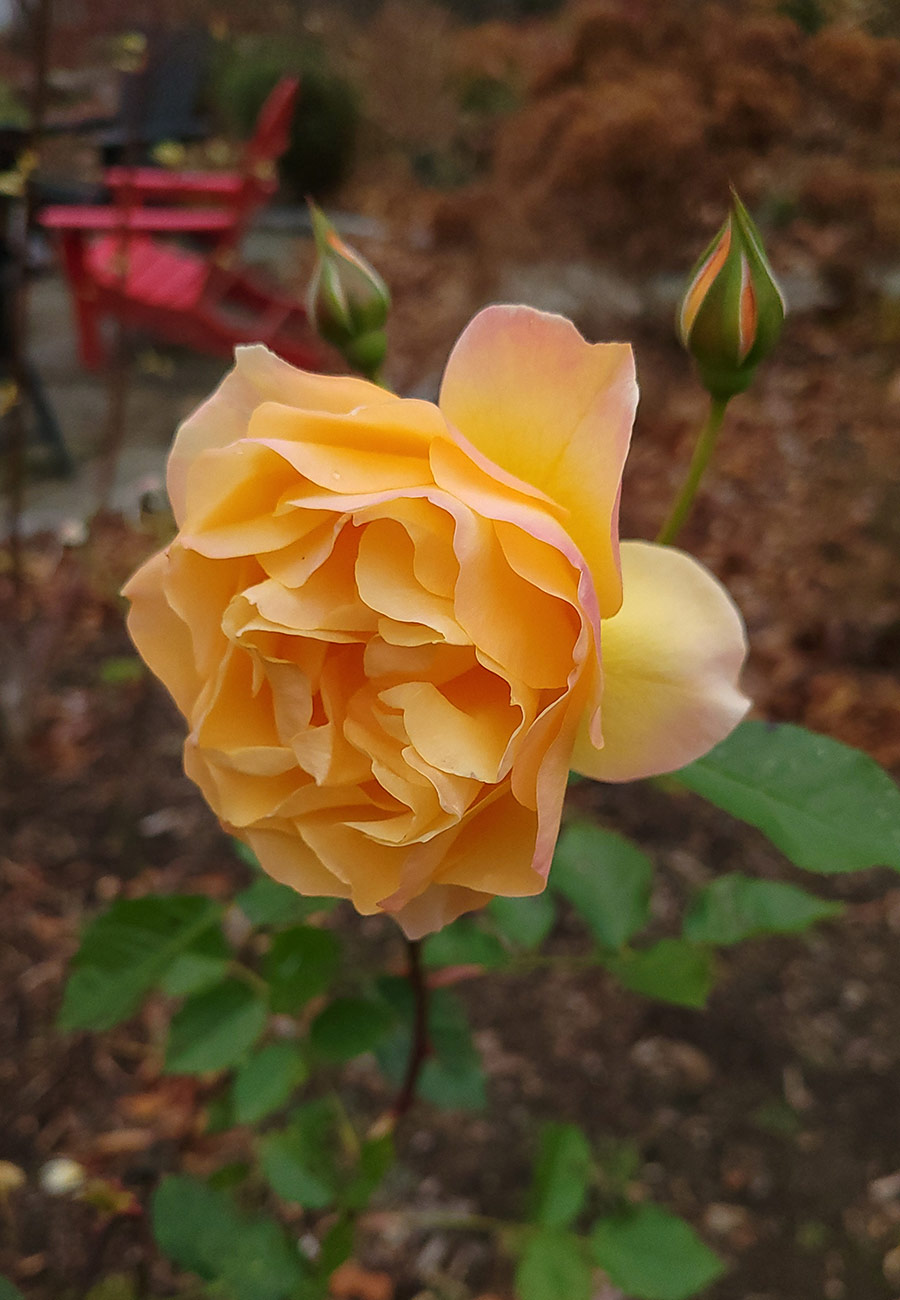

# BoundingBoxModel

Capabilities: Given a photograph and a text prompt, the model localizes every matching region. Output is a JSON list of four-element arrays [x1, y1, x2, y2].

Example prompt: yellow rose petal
[[243, 824, 352, 899], [124, 551, 200, 715], [571, 541, 749, 782], [168, 345, 396, 524], [439, 305, 637, 616], [379, 677, 516, 783]]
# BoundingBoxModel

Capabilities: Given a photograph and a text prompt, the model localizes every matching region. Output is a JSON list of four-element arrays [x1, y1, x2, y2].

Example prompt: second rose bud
[[678, 190, 786, 400], [306, 203, 391, 382]]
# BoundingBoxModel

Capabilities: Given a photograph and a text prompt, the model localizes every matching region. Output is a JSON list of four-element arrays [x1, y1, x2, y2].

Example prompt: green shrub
[[0, 77, 27, 128], [212, 37, 360, 198]]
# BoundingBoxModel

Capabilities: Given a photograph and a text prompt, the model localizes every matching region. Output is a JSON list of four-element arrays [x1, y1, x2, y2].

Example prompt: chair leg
[[58, 230, 105, 370], [72, 287, 105, 371]]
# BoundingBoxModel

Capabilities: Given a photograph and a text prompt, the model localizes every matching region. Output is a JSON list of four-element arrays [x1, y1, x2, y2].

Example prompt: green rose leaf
[[310, 997, 396, 1062], [604, 940, 715, 1009], [59, 895, 221, 1031], [421, 986, 487, 1110], [231, 838, 261, 869], [0, 1278, 25, 1300], [153, 1174, 306, 1300], [316, 1215, 356, 1279], [231, 1041, 308, 1125], [488, 892, 556, 950], [259, 1098, 343, 1208], [531, 1123, 593, 1229], [159, 925, 230, 997], [591, 1204, 725, 1300], [419, 1055, 487, 1111], [671, 721, 900, 873], [423, 919, 508, 970], [516, 1230, 594, 1300], [236, 875, 337, 927], [343, 1133, 395, 1211], [166, 980, 267, 1075], [264, 926, 341, 1013], [550, 823, 653, 949], [684, 874, 843, 945]]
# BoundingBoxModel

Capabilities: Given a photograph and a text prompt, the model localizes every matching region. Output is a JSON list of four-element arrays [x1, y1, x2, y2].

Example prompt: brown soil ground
[[3, 2, 900, 1298]]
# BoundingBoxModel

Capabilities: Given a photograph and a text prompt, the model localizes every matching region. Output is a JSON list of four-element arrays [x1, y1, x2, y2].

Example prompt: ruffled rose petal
[[438, 305, 637, 616], [571, 541, 749, 782], [123, 551, 200, 715], [392, 883, 494, 940], [168, 345, 395, 524], [242, 825, 353, 900]]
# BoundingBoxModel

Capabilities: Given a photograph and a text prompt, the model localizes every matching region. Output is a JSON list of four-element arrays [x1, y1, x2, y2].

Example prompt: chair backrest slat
[[245, 77, 300, 174], [223, 77, 300, 251]]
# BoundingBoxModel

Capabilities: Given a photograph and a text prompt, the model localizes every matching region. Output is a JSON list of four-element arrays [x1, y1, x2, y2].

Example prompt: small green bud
[[307, 203, 390, 379], [344, 329, 387, 376], [677, 189, 786, 400]]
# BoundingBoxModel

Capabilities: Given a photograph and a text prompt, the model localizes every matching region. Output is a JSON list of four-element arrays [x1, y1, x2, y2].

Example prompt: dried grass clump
[[869, 170, 900, 249], [357, 0, 900, 284], [490, 56, 720, 264], [708, 63, 803, 151], [354, 0, 459, 151], [800, 157, 875, 224], [806, 25, 895, 123]]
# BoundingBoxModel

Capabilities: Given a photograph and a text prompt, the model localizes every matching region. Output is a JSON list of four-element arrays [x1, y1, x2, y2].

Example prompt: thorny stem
[[391, 937, 429, 1122], [655, 394, 730, 546]]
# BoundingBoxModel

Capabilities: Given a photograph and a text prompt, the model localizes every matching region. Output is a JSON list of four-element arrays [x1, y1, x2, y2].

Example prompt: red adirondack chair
[[38, 78, 333, 374], [102, 76, 300, 249]]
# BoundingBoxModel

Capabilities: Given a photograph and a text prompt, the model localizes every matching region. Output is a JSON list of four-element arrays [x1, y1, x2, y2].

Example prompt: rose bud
[[306, 203, 390, 380], [677, 189, 786, 400]]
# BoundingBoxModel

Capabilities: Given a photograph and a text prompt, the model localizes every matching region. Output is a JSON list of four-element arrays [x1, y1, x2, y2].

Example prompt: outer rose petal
[[392, 884, 496, 941], [439, 305, 637, 616], [168, 345, 395, 525], [123, 550, 200, 715], [571, 541, 749, 782]]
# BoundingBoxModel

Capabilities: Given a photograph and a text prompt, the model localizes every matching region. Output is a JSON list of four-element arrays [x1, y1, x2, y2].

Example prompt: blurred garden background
[[2, 0, 900, 1297]]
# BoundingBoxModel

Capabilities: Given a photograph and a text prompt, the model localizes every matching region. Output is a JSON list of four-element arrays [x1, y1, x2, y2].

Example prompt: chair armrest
[[39, 204, 236, 234], [104, 167, 245, 202]]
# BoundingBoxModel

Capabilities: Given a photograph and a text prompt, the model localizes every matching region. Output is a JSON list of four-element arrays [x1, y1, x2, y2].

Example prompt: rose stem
[[656, 394, 730, 546], [392, 937, 429, 1120]]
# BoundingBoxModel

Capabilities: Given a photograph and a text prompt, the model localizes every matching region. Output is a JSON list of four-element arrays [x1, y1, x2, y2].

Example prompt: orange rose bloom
[[124, 306, 748, 937]]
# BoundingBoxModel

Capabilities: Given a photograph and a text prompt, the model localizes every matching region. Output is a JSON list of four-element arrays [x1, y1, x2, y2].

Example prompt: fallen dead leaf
[[330, 1259, 395, 1300]]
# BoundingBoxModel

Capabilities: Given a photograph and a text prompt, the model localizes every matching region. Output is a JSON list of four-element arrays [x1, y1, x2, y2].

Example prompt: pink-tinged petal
[[571, 541, 750, 782], [439, 305, 637, 616], [392, 883, 494, 940], [435, 793, 543, 896], [168, 345, 395, 525]]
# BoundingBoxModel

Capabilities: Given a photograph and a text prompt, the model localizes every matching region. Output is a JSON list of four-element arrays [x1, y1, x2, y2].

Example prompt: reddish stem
[[391, 938, 429, 1120]]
